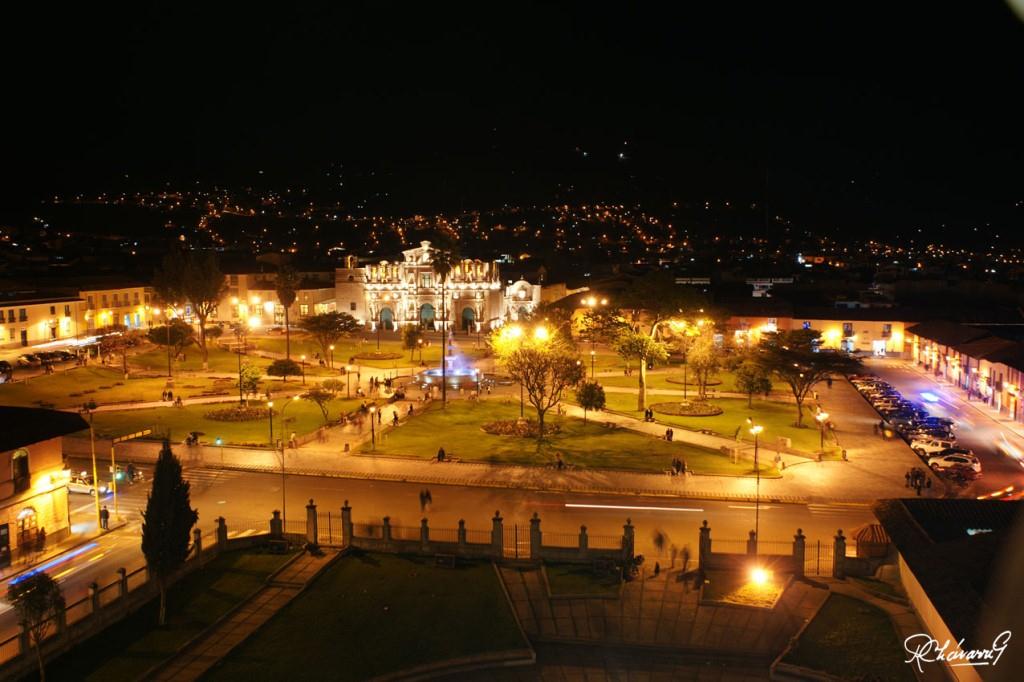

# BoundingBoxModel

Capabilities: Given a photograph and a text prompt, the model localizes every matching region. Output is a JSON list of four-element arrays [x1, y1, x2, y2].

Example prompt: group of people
[[642, 408, 656, 422], [669, 457, 686, 475], [419, 488, 433, 511], [905, 467, 931, 495], [160, 390, 184, 407], [663, 427, 675, 441]]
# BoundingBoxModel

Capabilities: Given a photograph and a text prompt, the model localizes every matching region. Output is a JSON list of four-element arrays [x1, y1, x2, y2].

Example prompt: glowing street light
[[300, 354, 307, 385], [815, 410, 830, 454], [747, 418, 764, 555]]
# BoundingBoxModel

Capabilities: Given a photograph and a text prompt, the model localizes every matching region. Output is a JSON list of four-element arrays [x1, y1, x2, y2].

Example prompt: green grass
[[45, 549, 296, 682], [132, 345, 267, 373], [0, 366, 236, 409], [205, 552, 527, 681], [851, 576, 906, 600], [84, 397, 366, 445], [597, 369, 775, 393], [545, 563, 621, 596], [365, 400, 776, 476], [253, 332, 490, 368], [700, 570, 787, 608], [599, 392, 830, 454], [783, 593, 915, 681]]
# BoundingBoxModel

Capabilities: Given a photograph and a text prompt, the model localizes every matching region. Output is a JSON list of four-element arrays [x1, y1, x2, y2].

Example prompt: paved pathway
[[150, 549, 338, 682]]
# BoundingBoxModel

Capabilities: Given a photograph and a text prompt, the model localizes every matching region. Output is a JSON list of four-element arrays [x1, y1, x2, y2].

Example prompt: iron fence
[[465, 529, 492, 545], [428, 527, 459, 543], [542, 532, 580, 548], [588, 534, 622, 550], [64, 597, 92, 626], [0, 635, 20, 666], [355, 524, 384, 538], [391, 526, 422, 541], [126, 567, 148, 592]]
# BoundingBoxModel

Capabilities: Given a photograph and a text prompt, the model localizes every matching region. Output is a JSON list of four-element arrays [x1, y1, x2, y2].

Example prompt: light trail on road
[[565, 503, 704, 513]]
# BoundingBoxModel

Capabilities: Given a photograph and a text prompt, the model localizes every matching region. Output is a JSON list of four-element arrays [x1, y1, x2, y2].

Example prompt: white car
[[928, 453, 982, 474], [911, 438, 957, 456], [67, 474, 108, 496]]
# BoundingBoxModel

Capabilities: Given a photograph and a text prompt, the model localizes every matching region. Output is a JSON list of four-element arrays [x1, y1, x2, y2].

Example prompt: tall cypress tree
[[142, 440, 198, 625]]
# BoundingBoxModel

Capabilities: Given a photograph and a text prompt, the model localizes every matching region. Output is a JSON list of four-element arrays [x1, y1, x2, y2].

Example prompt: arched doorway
[[517, 306, 529, 320], [461, 307, 476, 331], [11, 449, 29, 493], [17, 507, 37, 548], [420, 303, 436, 328], [379, 307, 395, 331]]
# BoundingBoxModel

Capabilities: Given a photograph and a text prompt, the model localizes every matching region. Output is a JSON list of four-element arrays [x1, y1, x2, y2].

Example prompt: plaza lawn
[[597, 369, 775, 393], [85, 397, 365, 445], [367, 400, 775, 476], [253, 331, 490, 368], [783, 594, 914, 682], [545, 563, 621, 596], [45, 549, 297, 682], [700, 570, 787, 609], [599, 392, 829, 454], [0, 366, 232, 409], [205, 552, 527, 682], [131, 344, 271, 373]]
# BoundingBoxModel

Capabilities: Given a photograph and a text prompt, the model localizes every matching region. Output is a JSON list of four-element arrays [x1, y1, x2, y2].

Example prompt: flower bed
[[204, 406, 271, 421], [665, 376, 722, 386], [482, 418, 562, 437], [650, 401, 723, 417], [354, 351, 404, 360]]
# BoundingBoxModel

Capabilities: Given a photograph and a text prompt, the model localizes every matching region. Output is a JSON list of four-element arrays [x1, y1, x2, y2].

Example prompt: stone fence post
[[746, 530, 757, 556], [216, 517, 228, 552], [420, 518, 430, 552], [117, 567, 128, 597], [341, 501, 353, 546], [89, 582, 101, 614], [698, 520, 711, 570], [833, 529, 846, 579], [622, 518, 635, 562], [457, 519, 467, 547], [306, 499, 318, 545], [382, 516, 392, 544], [193, 528, 203, 558], [491, 511, 503, 558], [529, 513, 542, 560], [793, 528, 806, 578], [578, 525, 589, 553], [270, 510, 283, 538]]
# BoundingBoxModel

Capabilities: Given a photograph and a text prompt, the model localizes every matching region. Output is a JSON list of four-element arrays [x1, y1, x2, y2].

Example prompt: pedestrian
[[408, 404, 414, 416], [668, 428, 674, 442], [289, 431, 297, 449], [392, 411, 399, 426], [127, 462, 136, 484], [827, 376, 833, 389], [681, 457, 687, 474], [377, 409, 382, 425], [100, 505, 110, 530], [905, 471, 911, 488], [419, 490, 427, 512], [926, 477, 932, 490], [437, 447, 446, 462], [654, 561, 660, 577], [556, 452, 564, 470], [665, 428, 671, 441], [916, 481, 923, 496], [161, 390, 167, 401], [167, 390, 173, 403]]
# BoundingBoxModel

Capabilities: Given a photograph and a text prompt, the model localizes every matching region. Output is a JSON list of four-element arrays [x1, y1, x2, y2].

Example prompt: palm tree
[[430, 245, 458, 407], [275, 265, 300, 359]]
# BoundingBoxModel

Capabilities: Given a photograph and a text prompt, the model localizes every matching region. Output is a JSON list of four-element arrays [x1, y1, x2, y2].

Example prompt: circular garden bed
[[354, 351, 404, 361], [665, 376, 722, 386], [205, 406, 272, 421], [650, 401, 723, 417], [482, 419, 562, 438]]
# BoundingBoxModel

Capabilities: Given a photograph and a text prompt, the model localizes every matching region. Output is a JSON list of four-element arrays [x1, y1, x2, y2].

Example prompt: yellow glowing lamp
[[533, 326, 550, 341], [750, 567, 771, 586]]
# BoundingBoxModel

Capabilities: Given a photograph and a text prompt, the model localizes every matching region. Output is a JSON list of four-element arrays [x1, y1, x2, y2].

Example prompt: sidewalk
[[150, 549, 339, 682], [0, 523, 124, 582]]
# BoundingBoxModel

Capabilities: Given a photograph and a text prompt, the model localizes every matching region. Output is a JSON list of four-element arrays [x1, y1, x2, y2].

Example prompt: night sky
[[2, 3, 1022, 244]]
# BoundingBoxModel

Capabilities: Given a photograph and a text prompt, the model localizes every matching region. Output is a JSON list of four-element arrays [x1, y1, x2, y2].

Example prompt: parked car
[[16, 354, 41, 367], [912, 437, 958, 456], [67, 473, 108, 496], [928, 453, 982, 474]]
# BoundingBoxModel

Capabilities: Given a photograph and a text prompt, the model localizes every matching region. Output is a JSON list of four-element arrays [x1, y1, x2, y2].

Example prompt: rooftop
[[0, 406, 89, 453]]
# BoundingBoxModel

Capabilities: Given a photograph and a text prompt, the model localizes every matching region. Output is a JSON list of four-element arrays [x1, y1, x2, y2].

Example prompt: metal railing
[[391, 526, 422, 541], [541, 532, 580, 548], [587, 534, 622, 550], [464, 529, 492, 545], [428, 527, 459, 543]]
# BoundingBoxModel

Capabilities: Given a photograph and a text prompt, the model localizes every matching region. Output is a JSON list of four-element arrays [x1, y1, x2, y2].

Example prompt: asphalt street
[[0, 462, 877, 648], [865, 359, 1024, 498]]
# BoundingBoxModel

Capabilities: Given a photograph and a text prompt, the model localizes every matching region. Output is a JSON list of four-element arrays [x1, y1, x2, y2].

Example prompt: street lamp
[[300, 354, 307, 385], [267, 400, 275, 445], [747, 418, 764, 555], [79, 404, 103, 531], [329, 344, 335, 369], [590, 350, 596, 380], [417, 338, 423, 364], [816, 411, 829, 454], [277, 396, 300, 523], [344, 365, 353, 398], [369, 405, 377, 449], [234, 323, 248, 404]]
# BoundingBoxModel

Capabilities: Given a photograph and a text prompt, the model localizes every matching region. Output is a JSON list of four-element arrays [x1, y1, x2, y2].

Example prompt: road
[[865, 359, 1024, 498], [0, 461, 876, 649]]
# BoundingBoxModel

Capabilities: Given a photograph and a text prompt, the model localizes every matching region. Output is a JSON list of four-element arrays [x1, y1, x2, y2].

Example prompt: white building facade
[[338, 241, 540, 331]]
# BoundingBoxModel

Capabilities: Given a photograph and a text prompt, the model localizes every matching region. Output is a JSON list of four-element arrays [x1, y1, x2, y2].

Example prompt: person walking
[[377, 409, 382, 425], [100, 505, 110, 530], [437, 447, 446, 462], [905, 471, 911, 488], [289, 431, 297, 449], [419, 489, 427, 512], [826, 376, 833, 389]]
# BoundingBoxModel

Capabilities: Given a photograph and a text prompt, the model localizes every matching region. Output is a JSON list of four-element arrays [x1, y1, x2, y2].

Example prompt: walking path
[[150, 549, 339, 682]]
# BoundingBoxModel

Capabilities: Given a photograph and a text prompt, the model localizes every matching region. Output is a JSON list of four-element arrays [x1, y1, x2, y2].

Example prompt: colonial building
[[0, 407, 86, 565], [341, 241, 540, 331], [213, 272, 336, 329]]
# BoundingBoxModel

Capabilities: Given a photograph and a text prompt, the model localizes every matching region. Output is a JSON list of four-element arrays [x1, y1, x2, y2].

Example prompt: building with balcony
[[0, 407, 86, 566], [0, 288, 82, 350], [214, 272, 335, 330]]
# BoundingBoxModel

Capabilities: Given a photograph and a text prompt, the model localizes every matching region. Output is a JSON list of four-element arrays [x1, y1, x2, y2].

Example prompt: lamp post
[[816, 411, 829, 454], [300, 354, 307, 385], [234, 323, 247, 404], [369, 405, 377, 449], [747, 418, 763, 555], [277, 396, 299, 523], [590, 350, 596, 380], [79, 404, 102, 531], [329, 344, 335, 369], [417, 338, 423, 364], [344, 365, 352, 398], [165, 308, 174, 379], [267, 400, 275, 445]]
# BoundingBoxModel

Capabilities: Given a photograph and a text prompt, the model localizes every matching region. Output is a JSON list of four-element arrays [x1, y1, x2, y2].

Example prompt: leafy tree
[[8, 571, 65, 681], [613, 329, 669, 410], [519, 301, 576, 342], [580, 307, 628, 345], [153, 250, 227, 370], [320, 378, 346, 393], [618, 270, 707, 341], [267, 358, 302, 382], [203, 325, 223, 341], [686, 331, 721, 400], [147, 320, 194, 361], [492, 332, 584, 438], [298, 312, 360, 361], [97, 325, 142, 379], [303, 387, 334, 425], [402, 325, 423, 361], [431, 244, 459, 406], [733, 360, 773, 408], [275, 265, 301, 359], [141, 441, 198, 626], [239, 362, 263, 402], [756, 329, 861, 426], [575, 381, 606, 424]]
